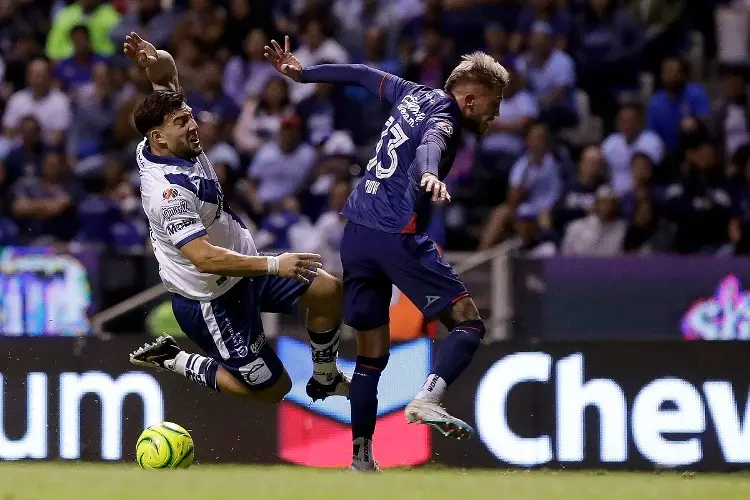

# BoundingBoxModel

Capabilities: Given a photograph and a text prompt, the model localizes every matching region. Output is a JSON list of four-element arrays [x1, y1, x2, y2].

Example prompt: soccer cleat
[[348, 459, 381, 472], [129, 334, 182, 371], [306, 371, 350, 401], [405, 399, 475, 440]]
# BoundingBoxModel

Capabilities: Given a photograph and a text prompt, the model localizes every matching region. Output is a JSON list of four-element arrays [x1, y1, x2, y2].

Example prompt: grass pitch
[[0, 463, 749, 500]]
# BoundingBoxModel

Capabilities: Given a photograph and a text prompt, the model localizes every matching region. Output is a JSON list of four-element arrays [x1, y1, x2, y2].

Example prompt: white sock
[[352, 437, 373, 463], [166, 351, 218, 389], [310, 331, 340, 385], [415, 374, 447, 403], [165, 350, 189, 374]]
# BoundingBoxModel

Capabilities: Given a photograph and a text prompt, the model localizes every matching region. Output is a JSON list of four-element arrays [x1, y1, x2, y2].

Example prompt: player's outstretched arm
[[263, 35, 408, 103], [123, 32, 179, 92], [180, 236, 322, 284]]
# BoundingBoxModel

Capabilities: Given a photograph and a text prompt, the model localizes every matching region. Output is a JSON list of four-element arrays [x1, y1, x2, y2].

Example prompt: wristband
[[267, 256, 280, 275]]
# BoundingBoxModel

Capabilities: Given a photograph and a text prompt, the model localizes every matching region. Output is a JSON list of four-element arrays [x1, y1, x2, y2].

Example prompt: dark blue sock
[[432, 320, 485, 385], [184, 354, 219, 391], [350, 355, 389, 444]]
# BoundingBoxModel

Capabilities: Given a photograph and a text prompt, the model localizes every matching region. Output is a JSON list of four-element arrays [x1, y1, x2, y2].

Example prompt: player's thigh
[[339, 222, 392, 332], [381, 233, 471, 321]]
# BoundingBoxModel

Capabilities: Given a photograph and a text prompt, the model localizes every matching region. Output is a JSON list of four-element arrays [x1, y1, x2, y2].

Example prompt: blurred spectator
[[173, 38, 203, 95], [512, 0, 571, 53], [484, 23, 518, 71], [561, 184, 627, 255], [710, 67, 750, 159], [222, 0, 275, 57], [110, 0, 177, 51], [246, 114, 317, 209], [4, 32, 42, 94], [554, 144, 605, 229], [4, 116, 45, 183], [601, 102, 664, 196], [730, 149, 750, 254], [296, 83, 352, 146], [510, 208, 558, 257], [522, 21, 578, 132], [185, 60, 240, 133], [296, 177, 351, 274], [664, 142, 732, 253], [54, 25, 109, 91], [46, 0, 120, 60], [234, 76, 293, 157], [621, 152, 666, 217], [172, 0, 226, 55], [255, 196, 313, 251], [67, 61, 118, 175], [3, 58, 71, 146], [291, 18, 349, 102], [622, 0, 686, 75], [479, 123, 562, 250], [336, 0, 405, 60], [199, 113, 241, 174], [223, 29, 276, 106], [480, 68, 538, 173], [1, 0, 52, 55], [571, 0, 644, 124], [10, 150, 82, 243], [647, 58, 711, 150], [113, 65, 152, 150], [0, 161, 18, 245], [405, 26, 454, 89]]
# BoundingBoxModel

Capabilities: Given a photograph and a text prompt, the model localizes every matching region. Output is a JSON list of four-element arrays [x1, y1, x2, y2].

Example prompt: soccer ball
[[136, 422, 195, 469]]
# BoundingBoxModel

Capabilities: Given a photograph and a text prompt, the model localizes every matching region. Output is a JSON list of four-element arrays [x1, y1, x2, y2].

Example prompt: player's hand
[[264, 35, 303, 82], [421, 173, 451, 203], [277, 252, 323, 284], [123, 32, 157, 69]]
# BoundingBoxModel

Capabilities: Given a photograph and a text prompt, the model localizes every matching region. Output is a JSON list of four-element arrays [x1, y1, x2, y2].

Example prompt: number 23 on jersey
[[366, 116, 410, 180]]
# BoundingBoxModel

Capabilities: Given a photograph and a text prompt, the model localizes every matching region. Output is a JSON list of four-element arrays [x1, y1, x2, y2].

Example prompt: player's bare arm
[[180, 236, 322, 283], [123, 32, 179, 92]]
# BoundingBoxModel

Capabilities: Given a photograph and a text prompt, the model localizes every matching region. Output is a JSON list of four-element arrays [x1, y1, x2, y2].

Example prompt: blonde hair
[[444, 51, 510, 92]]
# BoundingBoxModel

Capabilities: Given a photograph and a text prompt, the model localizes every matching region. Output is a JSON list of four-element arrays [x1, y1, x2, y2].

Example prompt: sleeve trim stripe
[[175, 229, 207, 249], [378, 74, 387, 101]]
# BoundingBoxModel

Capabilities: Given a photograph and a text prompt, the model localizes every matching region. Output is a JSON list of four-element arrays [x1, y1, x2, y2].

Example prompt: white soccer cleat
[[129, 334, 182, 371], [405, 399, 475, 440], [349, 459, 381, 472]]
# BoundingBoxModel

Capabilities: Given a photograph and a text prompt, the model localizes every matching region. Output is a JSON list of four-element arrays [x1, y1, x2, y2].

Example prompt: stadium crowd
[[0, 0, 744, 272]]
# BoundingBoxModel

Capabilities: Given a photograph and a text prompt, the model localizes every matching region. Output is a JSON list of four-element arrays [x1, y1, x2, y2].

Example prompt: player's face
[[160, 106, 201, 158], [465, 88, 503, 135]]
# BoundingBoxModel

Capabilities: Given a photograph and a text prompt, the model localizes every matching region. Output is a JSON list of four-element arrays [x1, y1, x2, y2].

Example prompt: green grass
[[0, 463, 749, 500]]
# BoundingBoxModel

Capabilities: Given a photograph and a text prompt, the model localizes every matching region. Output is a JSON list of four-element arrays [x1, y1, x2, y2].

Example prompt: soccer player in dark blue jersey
[[266, 37, 509, 471]]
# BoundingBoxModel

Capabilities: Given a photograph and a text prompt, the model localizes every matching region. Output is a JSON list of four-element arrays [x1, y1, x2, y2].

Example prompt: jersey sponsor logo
[[165, 218, 198, 235], [436, 121, 453, 136], [397, 95, 426, 127], [161, 199, 190, 221], [162, 188, 180, 200]]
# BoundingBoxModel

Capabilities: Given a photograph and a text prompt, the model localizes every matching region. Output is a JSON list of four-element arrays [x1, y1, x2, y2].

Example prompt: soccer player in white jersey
[[125, 32, 349, 403]]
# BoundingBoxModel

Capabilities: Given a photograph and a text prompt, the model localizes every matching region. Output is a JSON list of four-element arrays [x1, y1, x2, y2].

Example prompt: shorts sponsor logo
[[250, 333, 266, 355], [239, 358, 272, 385], [162, 188, 179, 200], [166, 218, 198, 235], [161, 200, 190, 221]]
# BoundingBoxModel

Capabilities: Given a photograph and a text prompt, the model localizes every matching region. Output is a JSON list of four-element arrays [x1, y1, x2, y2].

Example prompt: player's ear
[[149, 128, 165, 147]]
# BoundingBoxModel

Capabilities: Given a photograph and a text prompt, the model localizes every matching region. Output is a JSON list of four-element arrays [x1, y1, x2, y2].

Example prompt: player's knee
[[304, 271, 343, 317], [252, 372, 292, 404], [455, 319, 486, 343], [449, 296, 482, 324]]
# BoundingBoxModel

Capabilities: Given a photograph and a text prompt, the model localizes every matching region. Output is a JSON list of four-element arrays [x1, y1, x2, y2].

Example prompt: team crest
[[163, 188, 179, 200], [436, 121, 453, 136]]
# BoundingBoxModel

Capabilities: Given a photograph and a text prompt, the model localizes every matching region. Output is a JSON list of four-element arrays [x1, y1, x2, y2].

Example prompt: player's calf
[[407, 297, 485, 439], [299, 271, 350, 400]]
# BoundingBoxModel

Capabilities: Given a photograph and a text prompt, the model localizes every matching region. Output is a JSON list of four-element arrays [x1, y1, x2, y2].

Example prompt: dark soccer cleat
[[306, 371, 350, 401], [129, 334, 182, 371]]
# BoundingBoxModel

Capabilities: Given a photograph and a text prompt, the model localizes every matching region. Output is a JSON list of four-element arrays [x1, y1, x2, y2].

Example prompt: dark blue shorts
[[340, 222, 469, 331], [171, 275, 308, 390]]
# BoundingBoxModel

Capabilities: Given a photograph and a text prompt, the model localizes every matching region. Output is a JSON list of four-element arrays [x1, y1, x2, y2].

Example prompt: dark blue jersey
[[301, 65, 462, 233]]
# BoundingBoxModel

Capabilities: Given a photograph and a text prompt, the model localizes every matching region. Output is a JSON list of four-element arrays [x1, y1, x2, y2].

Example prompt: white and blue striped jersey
[[137, 139, 257, 301]]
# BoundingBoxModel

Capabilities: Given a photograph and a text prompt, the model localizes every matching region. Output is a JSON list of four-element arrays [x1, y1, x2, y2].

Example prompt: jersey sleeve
[[301, 64, 419, 104], [150, 185, 207, 249]]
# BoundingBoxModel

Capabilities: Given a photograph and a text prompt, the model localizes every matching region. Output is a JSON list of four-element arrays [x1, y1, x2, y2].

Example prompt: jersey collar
[[143, 142, 195, 169]]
